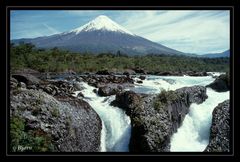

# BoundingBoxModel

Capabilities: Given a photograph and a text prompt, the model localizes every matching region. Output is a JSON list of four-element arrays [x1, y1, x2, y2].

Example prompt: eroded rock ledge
[[112, 86, 208, 152], [206, 73, 229, 92], [10, 73, 102, 152], [204, 100, 230, 152]]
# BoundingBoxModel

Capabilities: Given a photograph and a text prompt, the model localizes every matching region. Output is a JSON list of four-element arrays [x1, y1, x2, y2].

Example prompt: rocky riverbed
[[9, 69, 230, 152], [111, 86, 208, 152]]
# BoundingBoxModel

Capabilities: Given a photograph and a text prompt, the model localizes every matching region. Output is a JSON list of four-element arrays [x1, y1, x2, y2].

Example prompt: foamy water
[[74, 82, 131, 152], [170, 88, 229, 152], [72, 73, 229, 152]]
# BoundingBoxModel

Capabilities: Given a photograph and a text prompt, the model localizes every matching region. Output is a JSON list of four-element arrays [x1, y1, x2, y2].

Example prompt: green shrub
[[28, 129, 54, 152], [10, 115, 54, 152], [10, 116, 26, 151], [153, 89, 179, 111]]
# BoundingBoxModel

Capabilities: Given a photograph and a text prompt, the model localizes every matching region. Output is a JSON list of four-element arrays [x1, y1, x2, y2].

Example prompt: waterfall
[[75, 82, 131, 152], [170, 88, 229, 151], [72, 73, 228, 152]]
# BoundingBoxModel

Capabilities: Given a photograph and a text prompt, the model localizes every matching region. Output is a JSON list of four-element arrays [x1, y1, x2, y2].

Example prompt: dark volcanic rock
[[39, 80, 77, 97], [186, 71, 208, 76], [112, 86, 208, 152], [123, 69, 136, 76], [204, 100, 230, 152], [93, 89, 98, 94], [98, 84, 123, 96], [175, 86, 208, 104], [81, 75, 134, 88], [136, 80, 143, 84], [12, 74, 41, 86], [10, 71, 105, 152], [139, 75, 146, 80], [19, 82, 26, 89], [10, 89, 102, 152], [10, 77, 18, 89], [77, 92, 84, 98], [157, 72, 173, 76], [123, 71, 130, 76], [206, 73, 229, 92], [112, 91, 142, 114], [73, 81, 84, 91], [133, 68, 146, 74], [96, 70, 111, 75]]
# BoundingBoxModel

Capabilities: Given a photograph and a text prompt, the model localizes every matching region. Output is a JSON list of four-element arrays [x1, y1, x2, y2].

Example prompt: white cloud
[[119, 10, 230, 54], [11, 10, 230, 54], [42, 23, 60, 35]]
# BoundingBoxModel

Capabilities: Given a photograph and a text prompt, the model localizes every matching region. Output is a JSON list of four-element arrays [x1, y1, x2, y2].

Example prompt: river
[[73, 73, 229, 152]]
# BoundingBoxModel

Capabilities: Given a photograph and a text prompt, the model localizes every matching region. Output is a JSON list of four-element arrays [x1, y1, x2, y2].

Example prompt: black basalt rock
[[206, 73, 229, 92], [204, 100, 230, 152], [112, 85, 208, 152], [10, 89, 102, 152], [98, 84, 123, 96]]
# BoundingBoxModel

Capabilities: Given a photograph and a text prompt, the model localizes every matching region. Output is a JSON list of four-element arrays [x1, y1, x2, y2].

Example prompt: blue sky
[[10, 10, 230, 54]]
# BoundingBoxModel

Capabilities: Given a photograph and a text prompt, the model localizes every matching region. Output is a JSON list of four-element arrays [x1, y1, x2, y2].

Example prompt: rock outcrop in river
[[204, 100, 230, 152], [112, 86, 208, 152], [81, 74, 134, 97], [10, 73, 102, 152], [207, 73, 229, 92]]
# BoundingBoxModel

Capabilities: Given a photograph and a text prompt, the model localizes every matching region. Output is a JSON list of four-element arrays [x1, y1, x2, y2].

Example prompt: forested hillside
[[10, 43, 229, 73]]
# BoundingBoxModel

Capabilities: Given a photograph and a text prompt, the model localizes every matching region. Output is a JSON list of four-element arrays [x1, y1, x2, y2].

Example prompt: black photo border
[[1, 0, 239, 160]]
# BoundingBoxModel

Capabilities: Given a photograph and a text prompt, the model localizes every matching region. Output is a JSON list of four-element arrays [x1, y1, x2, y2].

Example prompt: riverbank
[[9, 70, 230, 152]]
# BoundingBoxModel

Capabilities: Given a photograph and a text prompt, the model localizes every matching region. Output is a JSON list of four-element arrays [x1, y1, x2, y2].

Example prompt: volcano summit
[[12, 15, 184, 55]]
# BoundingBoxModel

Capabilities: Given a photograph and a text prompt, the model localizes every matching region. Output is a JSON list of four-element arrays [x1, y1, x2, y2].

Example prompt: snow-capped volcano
[[71, 15, 134, 36], [12, 15, 184, 56]]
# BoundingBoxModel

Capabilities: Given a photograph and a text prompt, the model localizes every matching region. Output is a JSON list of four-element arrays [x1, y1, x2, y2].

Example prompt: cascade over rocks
[[112, 86, 208, 152]]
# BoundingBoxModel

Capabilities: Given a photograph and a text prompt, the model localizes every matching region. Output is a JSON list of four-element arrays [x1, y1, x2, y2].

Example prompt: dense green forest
[[10, 43, 230, 73]]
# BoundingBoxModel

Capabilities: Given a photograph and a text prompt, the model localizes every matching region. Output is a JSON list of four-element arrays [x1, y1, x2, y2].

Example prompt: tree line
[[10, 43, 230, 73]]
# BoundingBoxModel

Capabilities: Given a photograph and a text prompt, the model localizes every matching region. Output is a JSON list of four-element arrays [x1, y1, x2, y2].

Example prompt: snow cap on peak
[[71, 15, 134, 35], [95, 15, 110, 19]]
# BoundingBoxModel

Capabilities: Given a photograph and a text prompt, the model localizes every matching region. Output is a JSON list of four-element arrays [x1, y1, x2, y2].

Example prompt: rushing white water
[[74, 82, 131, 152], [132, 75, 215, 93], [170, 88, 229, 152], [72, 73, 228, 152], [132, 74, 229, 152]]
